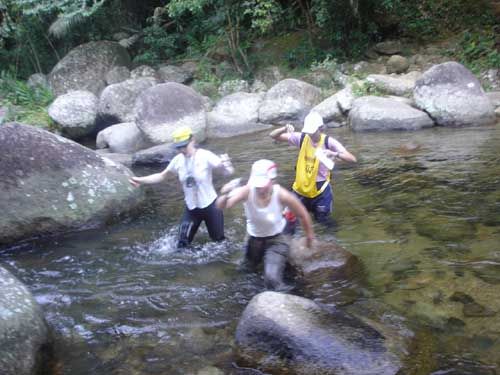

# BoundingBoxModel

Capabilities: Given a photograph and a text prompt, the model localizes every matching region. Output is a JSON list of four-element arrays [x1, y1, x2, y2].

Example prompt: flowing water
[[1, 123, 500, 374]]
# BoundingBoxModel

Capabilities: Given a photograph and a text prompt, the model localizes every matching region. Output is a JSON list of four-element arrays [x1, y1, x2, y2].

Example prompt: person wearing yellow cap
[[129, 126, 234, 248], [216, 159, 314, 291], [269, 111, 357, 230]]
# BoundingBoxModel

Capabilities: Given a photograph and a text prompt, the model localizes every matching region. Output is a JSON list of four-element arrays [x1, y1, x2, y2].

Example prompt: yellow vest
[[292, 133, 331, 198]]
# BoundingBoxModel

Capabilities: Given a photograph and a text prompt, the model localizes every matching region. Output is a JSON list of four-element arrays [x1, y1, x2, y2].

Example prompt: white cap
[[248, 159, 277, 188], [302, 111, 324, 134]]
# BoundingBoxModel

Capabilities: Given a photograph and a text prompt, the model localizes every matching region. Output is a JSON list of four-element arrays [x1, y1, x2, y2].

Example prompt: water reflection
[[1, 123, 500, 373]]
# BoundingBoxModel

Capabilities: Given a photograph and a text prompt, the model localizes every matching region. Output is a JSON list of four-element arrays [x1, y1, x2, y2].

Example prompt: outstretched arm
[[269, 124, 295, 143], [129, 167, 171, 187], [216, 184, 249, 210], [278, 187, 314, 248]]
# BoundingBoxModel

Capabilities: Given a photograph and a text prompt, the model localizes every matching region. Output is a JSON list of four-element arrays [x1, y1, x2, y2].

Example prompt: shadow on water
[[1, 123, 500, 374]]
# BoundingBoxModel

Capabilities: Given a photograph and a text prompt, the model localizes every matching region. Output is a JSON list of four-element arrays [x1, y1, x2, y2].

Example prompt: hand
[[324, 150, 340, 160], [129, 177, 141, 187], [285, 124, 295, 133], [220, 154, 234, 174]]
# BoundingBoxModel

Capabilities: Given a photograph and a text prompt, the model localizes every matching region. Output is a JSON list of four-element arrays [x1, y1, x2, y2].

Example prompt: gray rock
[[366, 74, 416, 96], [157, 64, 193, 84], [386, 55, 410, 74], [236, 291, 402, 375], [312, 93, 344, 123], [105, 66, 131, 85], [134, 82, 207, 144], [130, 65, 158, 80], [98, 77, 156, 124], [0, 123, 144, 246], [0, 265, 50, 375], [414, 62, 496, 126], [486, 91, 500, 108], [96, 122, 151, 153], [49, 41, 131, 96], [258, 79, 322, 125], [132, 143, 177, 166], [218, 79, 249, 96], [207, 92, 269, 138], [48, 90, 99, 139], [349, 96, 434, 131]]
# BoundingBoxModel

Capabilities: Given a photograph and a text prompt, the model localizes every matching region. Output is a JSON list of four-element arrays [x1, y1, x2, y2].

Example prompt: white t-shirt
[[166, 148, 222, 210], [244, 184, 286, 237]]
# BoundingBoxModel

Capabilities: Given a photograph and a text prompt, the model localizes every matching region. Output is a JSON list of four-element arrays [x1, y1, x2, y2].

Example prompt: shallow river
[[1, 123, 500, 374]]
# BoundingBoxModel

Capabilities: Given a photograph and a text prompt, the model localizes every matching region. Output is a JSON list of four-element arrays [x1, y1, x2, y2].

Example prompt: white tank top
[[244, 184, 286, 237]]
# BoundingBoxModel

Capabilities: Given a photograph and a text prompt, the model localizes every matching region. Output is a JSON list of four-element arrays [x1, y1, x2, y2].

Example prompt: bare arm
[[129, 167, 172, 187], [269, 124, 294, 143], [216, 184, 249, 210], [278, 187, 314, 248], [325, 138, 357, 163]]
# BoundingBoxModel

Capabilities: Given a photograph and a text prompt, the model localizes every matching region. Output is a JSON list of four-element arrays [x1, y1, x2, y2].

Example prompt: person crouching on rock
[[216, 159, 314, 291], [129, 126, 234, 248]]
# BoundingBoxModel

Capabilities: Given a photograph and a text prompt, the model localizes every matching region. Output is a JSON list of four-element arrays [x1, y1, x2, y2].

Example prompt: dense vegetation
[[1, 0, 498, 78], [0, 0, 496, 128]]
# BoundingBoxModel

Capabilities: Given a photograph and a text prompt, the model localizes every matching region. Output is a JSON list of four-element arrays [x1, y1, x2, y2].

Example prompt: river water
[[1, 123, 500, 374]]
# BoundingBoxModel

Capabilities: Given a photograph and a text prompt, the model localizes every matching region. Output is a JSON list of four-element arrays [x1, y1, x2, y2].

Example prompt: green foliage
[[450, 28, 500, 74], [286, 40, 327, 69], [0, 71, 54, 128], [133, 24, 178, 65], [243, 0, 282, 35], [351, 79, 384, 98], [395, 0, 496, 40]]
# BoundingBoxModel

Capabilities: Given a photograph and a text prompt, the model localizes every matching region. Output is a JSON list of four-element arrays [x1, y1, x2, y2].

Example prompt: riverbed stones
[[413, 62, 496, 127], [0, 265, 50, 375], [235, 291, 402, 375], [96, 122, 151, 153], [134, 82, 207, 144], [0, 122, 144, 246]]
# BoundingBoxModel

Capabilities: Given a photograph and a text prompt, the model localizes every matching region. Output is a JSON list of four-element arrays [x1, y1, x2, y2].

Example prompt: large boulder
[[157, 64, 194, 84], [349, 96, 435, 131], [235, 291, 403, 375], [0, 265, 50, 375], [413, 62, 496, 126], [0, 123, 144, 246], [134, 82, 207, 144], [98, 77, 156, 125], [49, 41, 131, 96], [48, 90, 99, 139], [207, 92, 271, 138], [258, 79, 322, 125]]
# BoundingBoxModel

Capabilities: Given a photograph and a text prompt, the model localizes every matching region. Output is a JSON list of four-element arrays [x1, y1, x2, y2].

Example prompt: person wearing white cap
[[269, 111, 356, 228], [129, 126, 234, 248], [216, 159, 314, 291]]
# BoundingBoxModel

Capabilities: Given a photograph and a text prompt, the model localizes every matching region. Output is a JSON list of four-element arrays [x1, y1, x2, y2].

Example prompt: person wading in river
[[216, 159, 314, 291], [269, 111, 357, 230], [129, 126, 234, 248]]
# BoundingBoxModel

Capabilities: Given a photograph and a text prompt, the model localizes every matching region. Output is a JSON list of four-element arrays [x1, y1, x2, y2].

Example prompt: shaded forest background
[[1, 0, 498, 79]]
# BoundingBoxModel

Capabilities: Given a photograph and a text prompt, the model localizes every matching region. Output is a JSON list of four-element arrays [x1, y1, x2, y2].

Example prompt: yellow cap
[[172, 126, 192, 148]]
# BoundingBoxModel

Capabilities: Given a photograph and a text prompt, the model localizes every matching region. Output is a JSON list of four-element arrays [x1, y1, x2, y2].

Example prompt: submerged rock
[[0, 265, 51, 375], [235, 291, 403, 375]]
